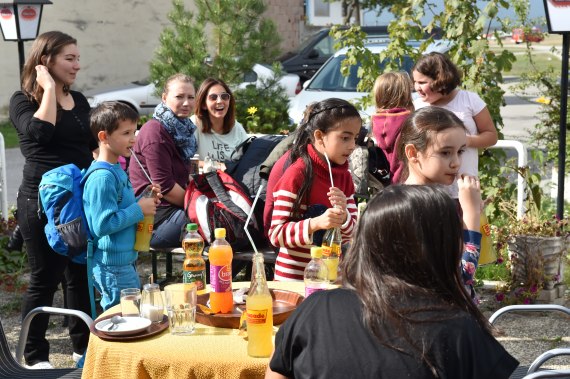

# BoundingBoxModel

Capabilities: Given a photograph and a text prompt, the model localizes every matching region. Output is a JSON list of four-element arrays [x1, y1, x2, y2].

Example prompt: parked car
[[278, 26, 389, 84], [287, 40, 452, 124], [86, 64, 301, 115], [279, 25, 442, 83]]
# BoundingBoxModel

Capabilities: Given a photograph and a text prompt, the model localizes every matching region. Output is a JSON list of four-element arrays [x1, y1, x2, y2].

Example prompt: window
[[314, 0, 329, 17]]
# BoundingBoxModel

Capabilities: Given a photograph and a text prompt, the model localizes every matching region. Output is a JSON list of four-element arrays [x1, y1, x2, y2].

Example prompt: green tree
[[331, 0, 520, 216], [149, 0, 290, 133], [150, 0, 281, 88]]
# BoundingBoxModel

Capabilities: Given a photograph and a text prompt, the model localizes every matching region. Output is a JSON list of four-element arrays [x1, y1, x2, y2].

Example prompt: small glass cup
[[140, 283, 164, 323], [120, 288, 141, 317], [164, 283, 197, 335]]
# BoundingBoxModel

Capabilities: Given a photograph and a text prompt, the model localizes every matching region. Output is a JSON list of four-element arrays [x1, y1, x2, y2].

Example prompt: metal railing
[[488, 139, 527, 219], [0, 133, 8, 222]]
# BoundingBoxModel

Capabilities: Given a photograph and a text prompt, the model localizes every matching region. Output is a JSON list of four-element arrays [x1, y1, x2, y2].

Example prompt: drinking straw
[[129, 148, 153, 184], [324, 152, 334, 188], [244, 184, 264, 255]]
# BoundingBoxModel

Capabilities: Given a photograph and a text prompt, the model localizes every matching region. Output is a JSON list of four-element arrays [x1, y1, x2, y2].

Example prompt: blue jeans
[[92, 262, 140, 311], [151, 208, 188, 248]]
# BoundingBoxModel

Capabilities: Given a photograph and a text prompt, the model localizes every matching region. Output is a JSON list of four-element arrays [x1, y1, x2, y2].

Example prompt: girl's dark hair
[[21, 31, 77, 104], [396, 107, 466, 181], [413, 52, 461, 95], [343, 185, 492, 375], [194, 78, 235, 134], [288, 98, 361, 218]]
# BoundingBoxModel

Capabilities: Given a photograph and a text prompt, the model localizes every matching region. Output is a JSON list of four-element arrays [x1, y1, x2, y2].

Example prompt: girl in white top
[[412, 52, 497, 197], [190, 78, 248, 163]]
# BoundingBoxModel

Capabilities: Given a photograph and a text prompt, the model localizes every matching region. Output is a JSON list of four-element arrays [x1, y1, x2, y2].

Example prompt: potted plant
[[493, 166, 569, 303]]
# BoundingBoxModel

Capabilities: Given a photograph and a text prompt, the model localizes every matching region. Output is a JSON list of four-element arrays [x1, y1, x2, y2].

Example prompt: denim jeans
[[150, 208, 188, 248], [18, 194, 90, 365], [92, 262, 140, 311]]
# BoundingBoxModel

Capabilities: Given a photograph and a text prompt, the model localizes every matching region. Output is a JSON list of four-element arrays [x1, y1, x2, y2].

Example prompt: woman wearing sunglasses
[[191, 78, 248, 163]]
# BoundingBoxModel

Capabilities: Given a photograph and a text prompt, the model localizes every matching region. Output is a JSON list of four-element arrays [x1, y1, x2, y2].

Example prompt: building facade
[[0, 0, 304, 111]]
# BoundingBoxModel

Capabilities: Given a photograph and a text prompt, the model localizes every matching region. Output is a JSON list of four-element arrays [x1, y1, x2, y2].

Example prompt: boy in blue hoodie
[[84, 101, 160, 311]]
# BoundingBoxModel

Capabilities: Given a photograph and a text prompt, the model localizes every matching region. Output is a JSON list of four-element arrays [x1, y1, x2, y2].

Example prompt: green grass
[[0, 120, 19, 149], [500, 51, 561, 77]]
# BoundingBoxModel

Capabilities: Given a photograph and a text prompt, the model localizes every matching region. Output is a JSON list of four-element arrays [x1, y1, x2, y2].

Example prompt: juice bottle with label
[[134, 187, 154, 252], [182, 223, 206, 291], [246, 254, 273, 357], [321, 227, 341, 282], [209, 228, 233, 313]]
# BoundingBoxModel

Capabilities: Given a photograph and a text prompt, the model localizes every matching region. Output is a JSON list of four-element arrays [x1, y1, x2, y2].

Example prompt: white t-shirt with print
[[191, 116, 248, 162], [414, 90, 486, 197]]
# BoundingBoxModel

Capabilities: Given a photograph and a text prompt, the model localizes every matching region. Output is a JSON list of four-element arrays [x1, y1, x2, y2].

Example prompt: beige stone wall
[[0, 0, 303, 113], [263, 0, 304, 53]]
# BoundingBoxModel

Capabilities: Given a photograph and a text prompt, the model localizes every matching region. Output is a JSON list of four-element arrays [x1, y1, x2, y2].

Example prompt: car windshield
[[307, 53, 414, 92]]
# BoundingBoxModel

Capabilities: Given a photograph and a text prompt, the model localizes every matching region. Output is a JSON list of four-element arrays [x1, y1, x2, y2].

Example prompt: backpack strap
[[205, 171, 249, 219], [81, 161, 125, 319]]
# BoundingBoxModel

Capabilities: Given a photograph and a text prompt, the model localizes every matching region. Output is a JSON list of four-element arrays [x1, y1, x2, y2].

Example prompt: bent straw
[[129, 148, 153, 184], [244, 184, 264, 255], [324, 152, 334, 188]]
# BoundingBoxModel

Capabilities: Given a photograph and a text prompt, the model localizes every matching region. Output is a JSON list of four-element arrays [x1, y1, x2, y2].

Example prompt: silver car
[[86, 64, 301, 115]]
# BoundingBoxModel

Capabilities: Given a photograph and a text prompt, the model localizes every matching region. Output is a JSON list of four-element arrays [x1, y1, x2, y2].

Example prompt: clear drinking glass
[[140, 283, 164, 323], [164, 283, 197, 335], [120, 288, 141, 317]]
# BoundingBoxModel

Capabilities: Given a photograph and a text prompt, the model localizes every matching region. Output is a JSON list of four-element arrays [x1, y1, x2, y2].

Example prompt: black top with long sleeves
[[9, 90, 98, 197]]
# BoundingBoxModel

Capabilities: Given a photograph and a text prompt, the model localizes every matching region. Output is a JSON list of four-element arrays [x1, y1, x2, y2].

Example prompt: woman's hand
[[457, 175, 481, 231], [308, 207, 345, 233], [35, 65, 55, 91]]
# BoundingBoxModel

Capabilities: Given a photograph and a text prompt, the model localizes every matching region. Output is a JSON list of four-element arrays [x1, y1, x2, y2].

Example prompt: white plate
[[95, 316, 152, 336]]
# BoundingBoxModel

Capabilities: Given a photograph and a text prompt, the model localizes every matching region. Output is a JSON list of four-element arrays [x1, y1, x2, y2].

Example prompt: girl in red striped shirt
[[266, 98, 361, 281]]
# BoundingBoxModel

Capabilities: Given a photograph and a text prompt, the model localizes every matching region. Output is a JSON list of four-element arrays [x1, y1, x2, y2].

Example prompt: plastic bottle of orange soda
[[209, 228, 233, 313]]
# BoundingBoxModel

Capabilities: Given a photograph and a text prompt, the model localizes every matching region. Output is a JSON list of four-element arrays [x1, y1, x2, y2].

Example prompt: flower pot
[[508, 235, 566, 290]]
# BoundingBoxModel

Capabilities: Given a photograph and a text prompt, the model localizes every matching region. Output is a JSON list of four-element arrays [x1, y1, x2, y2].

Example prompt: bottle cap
[[310, 246, 323, 259], [187, 223, 198, 232], [214, 228, 226, 239]]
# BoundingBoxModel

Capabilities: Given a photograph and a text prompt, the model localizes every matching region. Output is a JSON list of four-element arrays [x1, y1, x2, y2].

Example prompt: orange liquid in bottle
[[209, 238, 233, 314]]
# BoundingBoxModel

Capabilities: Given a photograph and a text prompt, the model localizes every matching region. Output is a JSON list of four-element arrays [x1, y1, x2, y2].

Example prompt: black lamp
[[0, 0, 52, 77]]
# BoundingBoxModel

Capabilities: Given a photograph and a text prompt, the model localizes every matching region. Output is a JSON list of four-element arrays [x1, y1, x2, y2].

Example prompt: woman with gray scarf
[[129, 73, 197, 248]]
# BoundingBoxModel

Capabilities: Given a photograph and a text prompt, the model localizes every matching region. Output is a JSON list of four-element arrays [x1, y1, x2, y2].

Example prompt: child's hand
[[138, 196, 157, 216], [457, 175, 481, 231], [309, 207, 345, 233], [328, 187, 347, 212]]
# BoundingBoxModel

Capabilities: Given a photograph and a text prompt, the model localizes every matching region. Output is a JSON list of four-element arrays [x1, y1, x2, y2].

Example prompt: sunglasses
[[207, 92, 231, 101]]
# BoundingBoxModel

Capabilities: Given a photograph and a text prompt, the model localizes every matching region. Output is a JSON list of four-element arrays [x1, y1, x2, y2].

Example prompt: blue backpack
[[39, 161, 122, 264]]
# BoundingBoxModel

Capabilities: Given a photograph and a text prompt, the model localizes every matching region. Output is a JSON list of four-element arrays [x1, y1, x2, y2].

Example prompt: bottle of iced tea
[[182, 223, 206, 291]]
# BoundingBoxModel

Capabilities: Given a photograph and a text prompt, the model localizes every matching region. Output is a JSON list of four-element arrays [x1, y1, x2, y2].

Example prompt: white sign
[[544, 0, 570, 33], [0, 6, 17, 40], [18, 5, 41, 40]]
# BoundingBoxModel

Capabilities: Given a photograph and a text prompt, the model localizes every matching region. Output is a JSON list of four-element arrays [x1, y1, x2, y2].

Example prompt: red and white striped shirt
[[268, 144, 357, 281]]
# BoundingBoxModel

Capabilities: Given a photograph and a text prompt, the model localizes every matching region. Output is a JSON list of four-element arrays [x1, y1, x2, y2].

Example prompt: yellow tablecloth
[[81, 281, 305, 379]]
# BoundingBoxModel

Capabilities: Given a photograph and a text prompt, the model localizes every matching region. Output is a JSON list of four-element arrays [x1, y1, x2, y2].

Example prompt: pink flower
[[495, 293, 505, 302], [523, 298, 531, 304], [496, 257, 504, 264], [529, 285, 538, 293]]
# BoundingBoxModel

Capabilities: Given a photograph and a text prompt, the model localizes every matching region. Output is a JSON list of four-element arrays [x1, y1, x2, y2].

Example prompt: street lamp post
[[0, 0, 52, 80]]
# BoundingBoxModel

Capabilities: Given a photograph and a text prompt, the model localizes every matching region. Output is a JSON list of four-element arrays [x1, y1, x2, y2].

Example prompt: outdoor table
[[81, 281, 305, 379]]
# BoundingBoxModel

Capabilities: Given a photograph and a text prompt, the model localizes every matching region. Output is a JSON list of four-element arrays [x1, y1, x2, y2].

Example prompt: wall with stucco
[[0, 0, 303, 114]]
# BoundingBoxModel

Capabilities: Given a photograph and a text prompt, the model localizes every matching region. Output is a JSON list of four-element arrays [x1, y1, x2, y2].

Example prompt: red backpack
[[184, 170, 264, 251]]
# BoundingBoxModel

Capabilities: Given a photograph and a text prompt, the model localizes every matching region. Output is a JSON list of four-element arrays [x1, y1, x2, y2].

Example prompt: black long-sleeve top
[[9, 90, 98, 197]]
